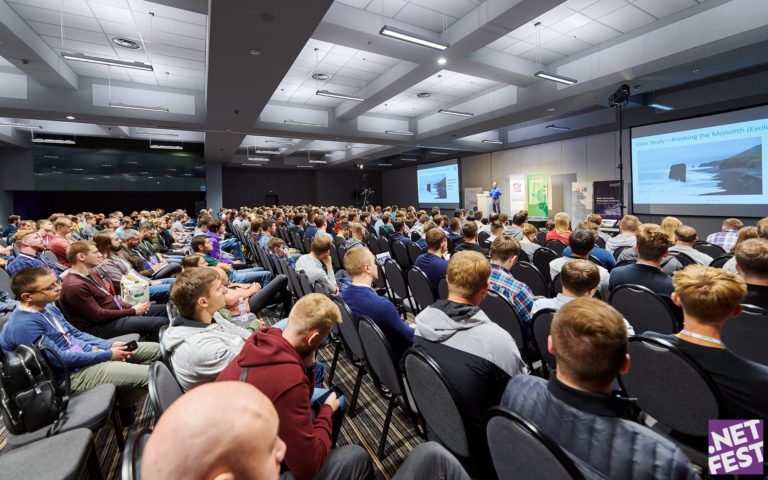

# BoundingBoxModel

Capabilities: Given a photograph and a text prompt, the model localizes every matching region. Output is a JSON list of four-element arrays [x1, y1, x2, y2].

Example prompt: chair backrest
[[721, 304, 768, 365], [378, 237, 390, 254], [545, 240, 566, 256], [383, 259, 409, 301], [407, 266, 435, 313], [609, 284, 679, 334], [693, 241, 725, 259], [410, 231, 421, 242], [486, 407, 585, 480], [531, 309, 557, 371], [368, 237, 381, 255], [157, 325, 174, 375], [535, 230, 547, 246], [709, 253, 733, 268], [588, 255, 606, 269], [621, 336, 723, 437], [333, 298, 366, 364], [337, 245, 347, 267], [403, 348, 469, 458], [615, 258, 636, 268], [612, 245, 630, 260], [329, 244, 341, 271], [358, 316, 403, 397], [41, 250, 59, 266], [438, 278, 449, 299], [551, 273, 562, 296], [372, 262, 388, 291], [478, 231, 490, 245], [286, 265, 304, 298], [480, 290, 526, 348], [0, 268, 13, 298], [391, 241, 411, 269], [121, 427, 153, 480], [595, 236, 606, 249], [671, 251, 697, 267], [314, 279, 332, 297], [407, 243, 423, 264], [147, 361, 183, 418], [533, 248, 558, 284], [511, 261, 549, 297], [303, 236, 312, 254], [297, 270, 314, 296]]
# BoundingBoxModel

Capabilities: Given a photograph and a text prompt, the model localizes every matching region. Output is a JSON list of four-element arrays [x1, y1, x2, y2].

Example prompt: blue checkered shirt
[[488, 263, 534, 326], [6, 253, 59, 278], [706, 230, 739, 252]]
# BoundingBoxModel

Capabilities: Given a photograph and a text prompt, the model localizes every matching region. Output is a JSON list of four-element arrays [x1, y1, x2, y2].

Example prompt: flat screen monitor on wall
[[631, 104, 768, 217], [417, 159, 461, 209]]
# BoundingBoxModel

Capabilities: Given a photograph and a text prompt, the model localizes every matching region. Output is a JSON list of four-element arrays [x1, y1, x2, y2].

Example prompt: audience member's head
[[344, 247, 377, 282], [284, 294, 341, 359], [181, 254, 206, 270], [462, 221, 478, 241], [142, 382, 286, 480], [310, 235, 332, 258], [672, 265, 745, 325], [66, 240, 101, 267], [122, 229, 141, 247], [489, 236, 520, 269], [550, 298, 628, 393], [14, 229, 44, 252], [490, 221, 504, 237], [545, 219, 555, 232], [673, 225, 698, 246], [446, 251, 490, 305], [661, 216, 683, 241], [425, 227, 447, 253], [722, 218, 743, 232], [560, 259, 600, 297], [619, 215, 640, 235], [635, 223, 670, 262], [511, 211, 528, 226], [732, 226, 758, 252], [449, 217, 461, 233], [553, 212, 570, 234], [171, 268, 225, 321], [586, 213, 603, 226], [735, 238, 768, 284], [11, 267, 60, 303], [521, 223, 537, 242], [758, 217, 768, 238], [93, 231, 118, 257], [568, 227, 595, 257], [191, 235, 212, 254]]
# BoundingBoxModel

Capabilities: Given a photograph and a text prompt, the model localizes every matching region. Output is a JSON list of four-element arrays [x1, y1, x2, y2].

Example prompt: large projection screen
[[631, 105, 768, 217], [417, 159, 461, 209]]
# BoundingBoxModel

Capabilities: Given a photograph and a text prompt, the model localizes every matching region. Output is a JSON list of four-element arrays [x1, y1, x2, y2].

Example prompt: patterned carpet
[[0, 309, 424, 480]]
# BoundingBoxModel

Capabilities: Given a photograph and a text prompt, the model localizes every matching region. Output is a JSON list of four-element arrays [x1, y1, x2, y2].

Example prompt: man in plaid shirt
[[488, 235, 535, 328], [706, 218, 743, 252], [6, 229, 60, 278]]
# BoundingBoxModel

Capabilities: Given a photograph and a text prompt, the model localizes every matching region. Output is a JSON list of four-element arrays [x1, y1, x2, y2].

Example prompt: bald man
[[142, 382, 286, 480]]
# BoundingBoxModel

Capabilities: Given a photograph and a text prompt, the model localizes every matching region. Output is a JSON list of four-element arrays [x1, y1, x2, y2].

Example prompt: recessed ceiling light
[[648, 103, 674, 111], [66, 115, 76, 120], [437, 57, 447, 65], [249, 49, 261, 56], [546, 124, 570, 131], [546, 108, 555, 112], [312, 73, 330, 81], [112, 37, 141, 49], [417, 92, 431, 98]]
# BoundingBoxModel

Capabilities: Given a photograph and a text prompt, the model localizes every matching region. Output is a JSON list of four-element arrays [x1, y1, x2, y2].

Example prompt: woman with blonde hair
[[731, 226, 758, 253], [520, 223, 542, 259], [546, 212, 572, 245], [661, 216, 683, 242]]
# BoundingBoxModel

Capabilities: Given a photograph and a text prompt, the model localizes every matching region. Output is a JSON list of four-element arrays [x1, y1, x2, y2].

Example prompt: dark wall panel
[[13, 191, 204, 219], [381, 166, 418, 206]]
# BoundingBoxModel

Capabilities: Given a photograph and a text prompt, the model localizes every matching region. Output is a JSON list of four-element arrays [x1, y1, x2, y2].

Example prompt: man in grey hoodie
[[414, 250, 526, 477]]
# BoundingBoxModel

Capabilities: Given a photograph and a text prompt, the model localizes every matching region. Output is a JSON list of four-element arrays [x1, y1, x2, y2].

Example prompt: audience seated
[[549, 227, 610, 298], [481, 221, 501, 250], [413, 227, 448, 293], [488, 236, 534, 329], [669, 226, 713, 265], [446, 217, 463, 245], [414, 251, 526, 475], [0, 267, 159, 412], [258, 218, 277, 250], [647, 265, 768, 419], [453, 221, 487, 256], [191, 234, 272, 285], [48, 217, 76, 267], [346, 222, 366, 251], [501, 298, 697, 480], [734, 238, 768, 309], [6, 230, 60, 278], [295, 235, 339, 295], [59, 241, 168, 342], [519, 223, 541, 258], [563, 222, 616, 268], [390, 219, 412, 246], [341, 247, 414, 362], [119, 229, 166, 276], [334, 221, 350, 247], [545, 212, 572, 245], [606, 214, 640, 254], [218, 294, 372, 480], [724, 216, 767, 273], [660, 216, 684, 243], [610, 224, 674, 295], [706, 217, 743, 251], [505, 210, 527, 241], [587, 213, 611, 243]]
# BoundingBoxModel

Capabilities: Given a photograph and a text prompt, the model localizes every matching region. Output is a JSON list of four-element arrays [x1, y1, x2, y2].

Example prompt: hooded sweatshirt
[[216, 328, 333, 480]]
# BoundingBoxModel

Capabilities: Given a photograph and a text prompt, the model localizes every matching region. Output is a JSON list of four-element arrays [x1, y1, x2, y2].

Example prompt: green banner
[[526, 173, 549, 217]]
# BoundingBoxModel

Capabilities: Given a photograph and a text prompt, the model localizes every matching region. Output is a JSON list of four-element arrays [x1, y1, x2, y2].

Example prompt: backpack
[[0, 337, 70, 435]]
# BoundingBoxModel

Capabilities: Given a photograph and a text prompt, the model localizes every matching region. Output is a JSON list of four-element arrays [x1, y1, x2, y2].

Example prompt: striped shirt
[[488, 263, 534, 326], [705, 230, 739, 252]]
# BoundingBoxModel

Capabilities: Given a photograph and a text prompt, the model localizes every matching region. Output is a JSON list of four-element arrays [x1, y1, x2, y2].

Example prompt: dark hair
[[392, 219, 404, 232], [462, 221, 478, 239], [181, 255, 204, 269], [490, 236, 520, 262], [425, 227, 446, 251], [11, 267, 52, 297], [171, 268, 221, 318], [569, 227, 595, 256], [209, 220, 223, 232], [190, 235, 209, 253]]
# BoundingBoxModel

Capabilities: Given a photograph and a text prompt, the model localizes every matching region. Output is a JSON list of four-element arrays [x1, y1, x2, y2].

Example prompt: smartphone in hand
[[124, 340, 139, 352]]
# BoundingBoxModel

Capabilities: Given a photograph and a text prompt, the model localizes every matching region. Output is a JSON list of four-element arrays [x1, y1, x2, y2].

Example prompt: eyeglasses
[[30, 279, 62, 293]]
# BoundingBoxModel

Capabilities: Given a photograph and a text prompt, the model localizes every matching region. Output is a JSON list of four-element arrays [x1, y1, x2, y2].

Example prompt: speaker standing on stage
[[489, 182, 502, 214]]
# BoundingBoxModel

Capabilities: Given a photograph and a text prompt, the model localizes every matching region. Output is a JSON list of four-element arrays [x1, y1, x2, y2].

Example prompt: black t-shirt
[[744, 284, 768, 311], [609, 262, 673, 295], [650, 333, 768, 420]]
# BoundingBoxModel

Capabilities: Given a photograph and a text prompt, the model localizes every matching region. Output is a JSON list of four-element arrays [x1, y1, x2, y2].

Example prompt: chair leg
[[86, 443, 104, 480], [327, 341, 342, 386], [110, 409, 125, 451], [377, 396, 397, 459], [348, 366, 365, 417]]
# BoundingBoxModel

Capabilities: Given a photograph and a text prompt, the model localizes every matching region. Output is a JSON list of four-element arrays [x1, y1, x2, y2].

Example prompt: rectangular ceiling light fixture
[[150, 143, 183, 150], [481, 139, 503, 144], [400, 157, 418, 162], [535, 71, 578, 86], [136, 131, 178, 137], [438, 109, 473, 117], [385, 130, 415, 136], [546, 124, 570, 132], [316, 90, 365, 102], [0, 122, 43, 129], [308, 159, 328, 164], [61, 52, 153, 71], [377, 163, 393, 167], [31, 138, 76, 145], [246, 157, 270, 162], [379, 25, 449, 51], [648, 103, 674, 111], [296, 165, 314, 168], [110, 102, 169, 113], [253, 150, 280, 154], [284, 120, 322, 127], [241, 163, 263, 167]]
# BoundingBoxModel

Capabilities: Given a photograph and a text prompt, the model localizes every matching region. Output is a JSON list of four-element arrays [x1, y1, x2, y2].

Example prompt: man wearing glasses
[[0, 267, 160, 415], [6, 229, 60, 278]]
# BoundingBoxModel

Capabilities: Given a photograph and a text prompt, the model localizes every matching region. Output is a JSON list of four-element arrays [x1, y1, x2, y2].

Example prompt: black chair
[[516, 249, 531, 263], [438, 278, 449, 300], [403, 348, 469, 460], [151, 262, 181, 280], [545, 240, 566, 256], [480, 291, 528, 363], [303, 236, 312, 254], [693, 241, 725, 259], [535, 230, 547, 246], [721, 304, 768, 365], [407, 242, 423, 265], [486, 406, 585, 480], [551, 273, 562, 297], [615, 258, 636, 268], [595, 236, 606, 249], [120, 427, 152, 480], [368, 237, 381, 255], [478, 231, 490, 245], [621, 336, 723, 438], [511, 261, 548, 297], [671, 251, 697, 267], [0, 428, 102, 480], [531, 309, 557, 373], [391, 241, 411, 270], [330, 244, 341, 271], [157, 324, 174, 375], [609, 284, 679, 334], [383, 259, 413, 314], [709, 254, 733, 268], [333, 298, 368, 416], [410, 231, 421, 242], [0, 267, 13, 298], [612, 245, 630, 261], [533, 248, 558, 284], [337, 245, 347, 267], [378, 237, 390, 254], [147, 361, 183, 418], [406, 266, 435, 313], [358, 317, 421, 458], [588, 255, 606, 269], [297, 270, 315, 296]]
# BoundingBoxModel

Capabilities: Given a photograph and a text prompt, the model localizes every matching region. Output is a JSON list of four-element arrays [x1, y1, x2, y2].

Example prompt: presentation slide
[[417, 159, 461, 208], [631, 105, 768, 217]]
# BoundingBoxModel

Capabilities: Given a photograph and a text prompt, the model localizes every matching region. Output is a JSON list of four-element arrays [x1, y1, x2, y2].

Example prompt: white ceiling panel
[[580, 0, 627, 19], [570, 20, 621, 44], [143, 30, 206, 51], [395, 3, 456, 33], [7, 0, 93, 18], [44, 36, 115, 56], [8, 3, 102, 31], [411, 0, 480, 20], [26, 21, 109, 44], [365, 0, 408, 18], [519, 47, 564, 64], [334, 0, 372, 9], [632, 0, 698, 18], [599, 4, 656, 33]]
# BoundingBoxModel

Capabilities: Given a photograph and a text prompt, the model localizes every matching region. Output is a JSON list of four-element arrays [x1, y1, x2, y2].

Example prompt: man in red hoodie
[[217, 294, 372, 480]]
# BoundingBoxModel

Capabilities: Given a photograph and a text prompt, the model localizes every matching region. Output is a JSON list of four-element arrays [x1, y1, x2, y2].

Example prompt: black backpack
[[0, 337, 70, 435]]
